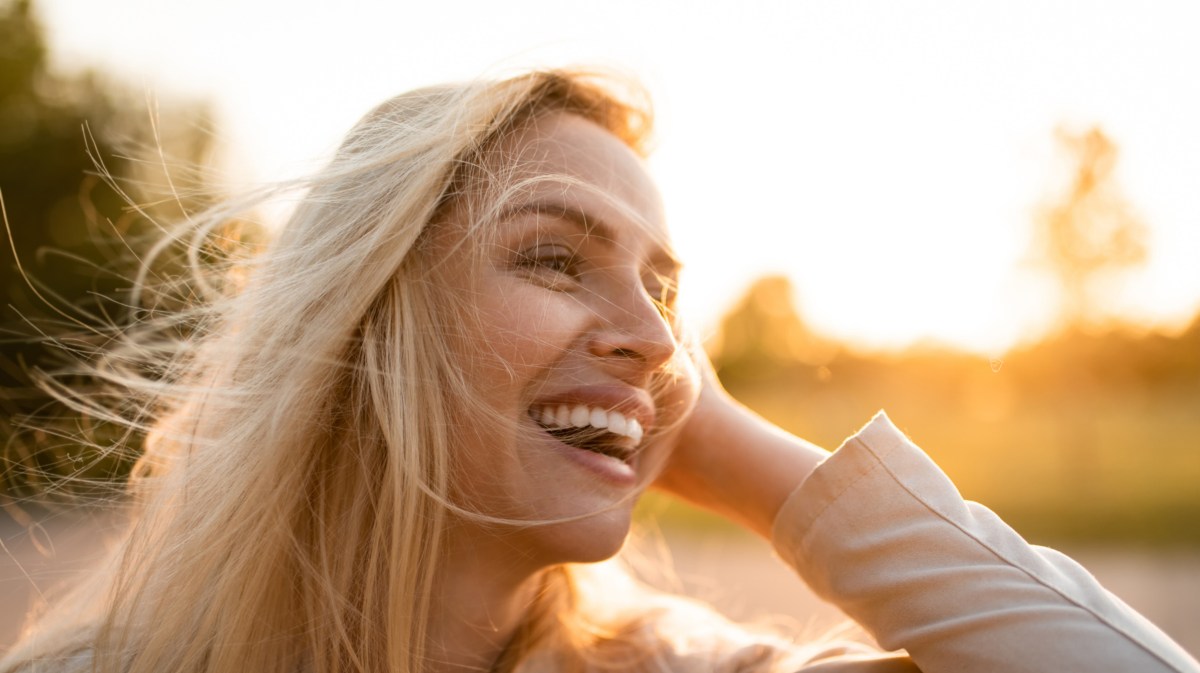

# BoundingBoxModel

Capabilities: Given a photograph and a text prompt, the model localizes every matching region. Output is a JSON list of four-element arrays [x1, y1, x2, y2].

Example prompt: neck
[[426, 523, 549, 673]]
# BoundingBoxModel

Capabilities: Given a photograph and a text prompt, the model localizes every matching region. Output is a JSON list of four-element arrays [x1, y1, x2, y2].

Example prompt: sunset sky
[[33, 0, 1200, 355]]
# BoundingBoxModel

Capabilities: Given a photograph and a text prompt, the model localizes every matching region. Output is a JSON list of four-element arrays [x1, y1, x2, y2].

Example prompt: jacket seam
[[794, 447, 888, 553], [865, 438, 1186, 673]]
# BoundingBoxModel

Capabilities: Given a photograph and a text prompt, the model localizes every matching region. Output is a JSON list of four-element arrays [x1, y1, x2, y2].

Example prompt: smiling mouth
[[530, 404, 644, 463]]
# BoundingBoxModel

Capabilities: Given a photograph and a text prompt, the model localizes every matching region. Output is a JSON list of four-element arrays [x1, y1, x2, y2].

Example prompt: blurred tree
[[709, 275, 836, 387], [1, 0, 215, 503], [1032, 127, 1148, 329]]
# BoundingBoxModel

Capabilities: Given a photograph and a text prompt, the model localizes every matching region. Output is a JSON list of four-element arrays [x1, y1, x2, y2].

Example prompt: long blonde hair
[[3, 69, 834, 673]]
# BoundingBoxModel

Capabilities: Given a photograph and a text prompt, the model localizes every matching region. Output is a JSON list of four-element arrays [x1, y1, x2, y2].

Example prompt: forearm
[[659, 385, 829, 539]]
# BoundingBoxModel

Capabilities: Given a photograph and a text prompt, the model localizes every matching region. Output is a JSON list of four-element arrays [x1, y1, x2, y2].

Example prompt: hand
[[652, 346, 830, 540]]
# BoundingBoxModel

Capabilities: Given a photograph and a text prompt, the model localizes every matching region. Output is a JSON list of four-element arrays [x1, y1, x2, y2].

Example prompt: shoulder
[[521, 590, 913, 673], [628, 602, 919, 672]]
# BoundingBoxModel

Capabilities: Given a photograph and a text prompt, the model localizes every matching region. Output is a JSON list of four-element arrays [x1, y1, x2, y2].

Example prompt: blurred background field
[[690, 289, 1200, 547], [633, 318, 1200, 582], [2, 0, 1198, 660]]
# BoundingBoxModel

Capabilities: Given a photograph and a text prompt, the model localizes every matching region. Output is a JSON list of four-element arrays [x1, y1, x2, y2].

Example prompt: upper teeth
[[533, 404, 644, 443]]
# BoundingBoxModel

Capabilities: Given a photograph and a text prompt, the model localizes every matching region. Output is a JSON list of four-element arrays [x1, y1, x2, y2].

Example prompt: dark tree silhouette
[[1, 0, 214, 502]]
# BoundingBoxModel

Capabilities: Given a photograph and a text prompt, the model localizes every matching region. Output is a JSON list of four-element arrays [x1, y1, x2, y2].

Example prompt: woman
[[2, 70, 1196, 673]]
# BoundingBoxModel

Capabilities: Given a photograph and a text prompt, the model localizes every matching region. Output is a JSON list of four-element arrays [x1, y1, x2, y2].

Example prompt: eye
[[515, 245, 582, 285]]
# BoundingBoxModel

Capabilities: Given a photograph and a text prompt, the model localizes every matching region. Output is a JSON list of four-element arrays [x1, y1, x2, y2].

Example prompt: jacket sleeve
[[771, 412, 1200, 673]]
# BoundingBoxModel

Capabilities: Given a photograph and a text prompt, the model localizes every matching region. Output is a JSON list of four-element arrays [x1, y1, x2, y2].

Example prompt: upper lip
[[530, 384, 656, 433]]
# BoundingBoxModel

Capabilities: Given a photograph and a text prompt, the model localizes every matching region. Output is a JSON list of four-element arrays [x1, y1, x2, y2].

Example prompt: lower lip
[[540, 427, 638, 487]]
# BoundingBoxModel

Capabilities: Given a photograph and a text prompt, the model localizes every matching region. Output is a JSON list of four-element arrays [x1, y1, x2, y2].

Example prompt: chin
[[533, 506, 634, 566]]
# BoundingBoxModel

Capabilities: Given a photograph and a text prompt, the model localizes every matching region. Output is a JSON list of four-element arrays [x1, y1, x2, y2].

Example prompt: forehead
[[482, 112, 668, 241]]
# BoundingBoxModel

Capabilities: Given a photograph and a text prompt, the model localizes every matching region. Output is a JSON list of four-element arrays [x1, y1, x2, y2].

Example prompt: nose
[[586, 283, 678, 379]]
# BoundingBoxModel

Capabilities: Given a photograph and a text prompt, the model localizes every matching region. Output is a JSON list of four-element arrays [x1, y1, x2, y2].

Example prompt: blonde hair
[[2, 69, 825, 673]]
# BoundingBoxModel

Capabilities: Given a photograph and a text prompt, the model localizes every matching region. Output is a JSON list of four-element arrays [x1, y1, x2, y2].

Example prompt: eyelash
[[517, 246, 581, 282]]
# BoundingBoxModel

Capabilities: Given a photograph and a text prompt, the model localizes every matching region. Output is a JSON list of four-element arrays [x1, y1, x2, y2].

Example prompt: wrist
[[670, 388, 828, 539]]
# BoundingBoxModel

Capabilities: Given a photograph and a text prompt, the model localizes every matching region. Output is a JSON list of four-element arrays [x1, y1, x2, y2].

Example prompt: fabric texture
[[770, 411, 1199, 672]]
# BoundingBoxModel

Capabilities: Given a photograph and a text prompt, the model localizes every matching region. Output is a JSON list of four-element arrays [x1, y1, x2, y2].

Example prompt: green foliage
[[0, 0, 213, 504]]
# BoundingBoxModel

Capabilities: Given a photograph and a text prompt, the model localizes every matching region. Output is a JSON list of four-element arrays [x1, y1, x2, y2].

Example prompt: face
[[432, 112, 696, 565]]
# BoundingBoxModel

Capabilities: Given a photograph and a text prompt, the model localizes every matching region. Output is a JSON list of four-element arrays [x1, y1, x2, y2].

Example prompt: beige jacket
[[771, 412, 1199, 672], [524, 412, 1200, 672]]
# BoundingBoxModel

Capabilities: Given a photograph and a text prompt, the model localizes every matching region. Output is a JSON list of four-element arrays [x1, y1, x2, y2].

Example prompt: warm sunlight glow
[[35, 0, 1200, 355], [5, 2, 1200, 654]]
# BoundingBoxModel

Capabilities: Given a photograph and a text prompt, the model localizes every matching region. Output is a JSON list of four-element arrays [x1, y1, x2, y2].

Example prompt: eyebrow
[[500, 199, 683, 273], [501, 200, 618, 243]]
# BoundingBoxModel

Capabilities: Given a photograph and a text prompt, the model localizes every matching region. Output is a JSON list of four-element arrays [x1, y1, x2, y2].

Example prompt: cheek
[[467, 283, 590, 394]]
